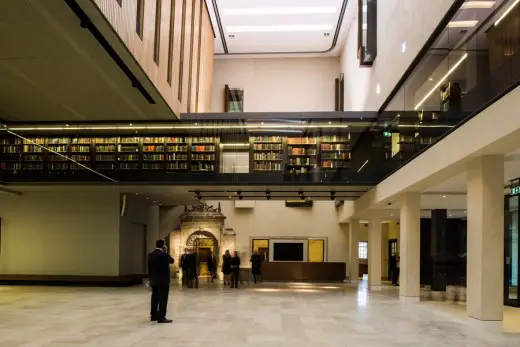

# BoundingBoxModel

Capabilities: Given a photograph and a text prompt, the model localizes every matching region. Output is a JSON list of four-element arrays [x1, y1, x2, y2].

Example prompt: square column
[[349, 219, 360, 283], [400, 193, 421, 302], [368, 216, 382, 289], [467, 156, 504, 321]]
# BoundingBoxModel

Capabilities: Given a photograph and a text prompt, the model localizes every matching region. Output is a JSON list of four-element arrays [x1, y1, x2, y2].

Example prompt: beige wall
[[0, 190, 120, 276], [206, 200, 349, 266], [93, 0, 214, 116], [211, 57, 340, 112]]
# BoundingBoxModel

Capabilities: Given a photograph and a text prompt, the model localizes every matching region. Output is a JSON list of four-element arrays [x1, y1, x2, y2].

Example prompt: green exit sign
[[383, 131, 392, 137], [512, 186, 520, 196]]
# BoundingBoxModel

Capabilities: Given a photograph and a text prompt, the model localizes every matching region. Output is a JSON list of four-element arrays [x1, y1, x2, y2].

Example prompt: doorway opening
[[388, 238, 398, 283], [186, 230, 219, 280]]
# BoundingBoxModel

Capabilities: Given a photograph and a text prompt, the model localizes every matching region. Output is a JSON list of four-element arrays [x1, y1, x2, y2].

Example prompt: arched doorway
[[186, 230, 219, 279]]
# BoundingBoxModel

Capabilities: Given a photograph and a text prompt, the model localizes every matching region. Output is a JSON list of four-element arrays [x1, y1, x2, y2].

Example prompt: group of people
[[148, 240, 265, 323], [179, 248, 202, 288]]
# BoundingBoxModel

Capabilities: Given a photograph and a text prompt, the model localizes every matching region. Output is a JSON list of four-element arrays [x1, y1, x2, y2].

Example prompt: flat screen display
[[273, 242, 304, 261]]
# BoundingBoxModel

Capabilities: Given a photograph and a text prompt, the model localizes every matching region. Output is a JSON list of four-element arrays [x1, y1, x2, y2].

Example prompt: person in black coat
[[230, 251, 241, 288], [222, 250, 232, 285], [148, 239, 174, 323], [207, 252, 215, 283], [180, 248, 189, 287], [250, 251, 262, 284]]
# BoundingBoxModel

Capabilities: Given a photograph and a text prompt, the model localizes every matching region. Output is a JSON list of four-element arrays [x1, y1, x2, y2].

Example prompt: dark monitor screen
[[273, 242, 304, 261]]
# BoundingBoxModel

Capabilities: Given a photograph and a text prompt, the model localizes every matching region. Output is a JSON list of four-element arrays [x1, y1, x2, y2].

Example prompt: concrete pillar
[[368, 215, 382, 289], [467, 156, 504, 321], [400, 193, 421, 302], [349, 219, 360, 282]]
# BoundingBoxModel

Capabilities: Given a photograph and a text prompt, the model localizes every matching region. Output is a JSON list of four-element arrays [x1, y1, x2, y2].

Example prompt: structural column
[[349, 219, 360, 283], [431, 209, 448, 292], [368, 215, 382, 289], [467, 156, 504, 321], [400, 192, 421, 302]]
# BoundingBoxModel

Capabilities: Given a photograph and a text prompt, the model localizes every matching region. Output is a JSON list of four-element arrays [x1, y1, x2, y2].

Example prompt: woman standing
[[250, 250, 261, 284], [230, 251, 241, 288], [222, 250, 232, 286]]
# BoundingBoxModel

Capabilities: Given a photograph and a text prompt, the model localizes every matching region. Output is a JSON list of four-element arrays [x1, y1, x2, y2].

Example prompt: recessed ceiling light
[[429, 77, 433, 81], [495, 0, 520, 26], [227, 24, 334, 33], [442, 195, 447, 198], [223, 7, 337, 16], [447, 20, 479, 28], [376, 83, 381, 94], [401, 41, 407, 53], [129, 123, 133, 126], [461, 1, 495, 9]]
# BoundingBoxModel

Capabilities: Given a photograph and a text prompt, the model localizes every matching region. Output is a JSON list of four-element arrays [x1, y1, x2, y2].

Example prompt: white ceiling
[[206, 0, 350, 56]]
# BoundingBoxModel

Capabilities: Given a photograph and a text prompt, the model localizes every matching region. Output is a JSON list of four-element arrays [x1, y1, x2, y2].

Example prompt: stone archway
[[186, 229, 219, 279]]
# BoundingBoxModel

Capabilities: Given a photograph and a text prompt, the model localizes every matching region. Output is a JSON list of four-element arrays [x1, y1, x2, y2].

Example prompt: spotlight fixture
[[298, 190, 304, 196], [238, 195, 244, 200], [300, 194, 306, 201], [196, 195, 202, 201], [265, 189, 271, 200], [330, 191, 336, 201]]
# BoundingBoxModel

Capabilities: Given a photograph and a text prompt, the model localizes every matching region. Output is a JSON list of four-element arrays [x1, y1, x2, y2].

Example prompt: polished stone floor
[[0, 282, 519, 347]]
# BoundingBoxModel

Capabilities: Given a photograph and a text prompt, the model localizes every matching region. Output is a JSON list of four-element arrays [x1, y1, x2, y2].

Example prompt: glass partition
[[381, 0, 520, 175]]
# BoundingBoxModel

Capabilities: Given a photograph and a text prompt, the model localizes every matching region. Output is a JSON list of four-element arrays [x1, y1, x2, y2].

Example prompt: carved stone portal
[[169, 203, 235, 279]]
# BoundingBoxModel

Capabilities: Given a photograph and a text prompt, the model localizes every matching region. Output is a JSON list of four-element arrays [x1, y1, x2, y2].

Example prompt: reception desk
[[261, 262, 346, 282]]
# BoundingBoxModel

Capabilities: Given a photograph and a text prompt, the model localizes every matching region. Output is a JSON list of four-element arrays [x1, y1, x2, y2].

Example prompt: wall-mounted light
[[401, 41, 407, 53], [376, 83, 381, 95]]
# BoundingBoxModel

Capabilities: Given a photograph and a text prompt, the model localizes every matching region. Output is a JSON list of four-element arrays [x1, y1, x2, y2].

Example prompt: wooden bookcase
[[165, 136, 188, 171], [251, 136, 283, 172], [287, 137, 318, 174], [190, 137, 218, 172], [320, 135, 351, 170], [0, 137, 22, 172]]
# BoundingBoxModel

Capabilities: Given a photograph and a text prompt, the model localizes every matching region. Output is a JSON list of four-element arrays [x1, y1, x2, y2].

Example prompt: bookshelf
[[0, 138, 22, 172], [21, 138, 45, 171], [165, 137, 188, 171], [191, 137, 217, 172], [46, 138, 70, 170], [118, 135, 140, 170], [252, 136, 283, 172], [94, 137, 117, 170], [320, 135, 351, 170], [287, 137, 317, 174], [69, 138, 91, 170]]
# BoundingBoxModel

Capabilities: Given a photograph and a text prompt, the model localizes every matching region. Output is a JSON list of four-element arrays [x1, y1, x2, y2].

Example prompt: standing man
[[148, 239, 174, 323], [180, 248, 189, 287]]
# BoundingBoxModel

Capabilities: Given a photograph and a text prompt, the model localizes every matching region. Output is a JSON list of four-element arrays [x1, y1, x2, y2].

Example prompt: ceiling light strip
[[414, 53, 468, 110], [223, 7, 337, 16], [495, 0, 520, 26], [461, 1, 496, 9], [447, 20, 479, 28], [7, 130, 118, 183], [3, 124, 352, 131], [226, 24, 334, 33]]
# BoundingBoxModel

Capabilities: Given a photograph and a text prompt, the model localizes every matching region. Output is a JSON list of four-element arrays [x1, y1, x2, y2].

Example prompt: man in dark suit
[[148, 239, 174, 323]]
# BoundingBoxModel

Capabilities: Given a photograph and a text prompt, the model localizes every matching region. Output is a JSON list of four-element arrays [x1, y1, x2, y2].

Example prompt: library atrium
[[1, 0, 520, 346]]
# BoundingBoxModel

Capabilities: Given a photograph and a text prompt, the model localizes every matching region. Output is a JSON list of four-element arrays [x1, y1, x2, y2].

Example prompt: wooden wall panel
[[91, 0, 214, 117], [188, 0, 202, 113], [197, 7, 214, 113]]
